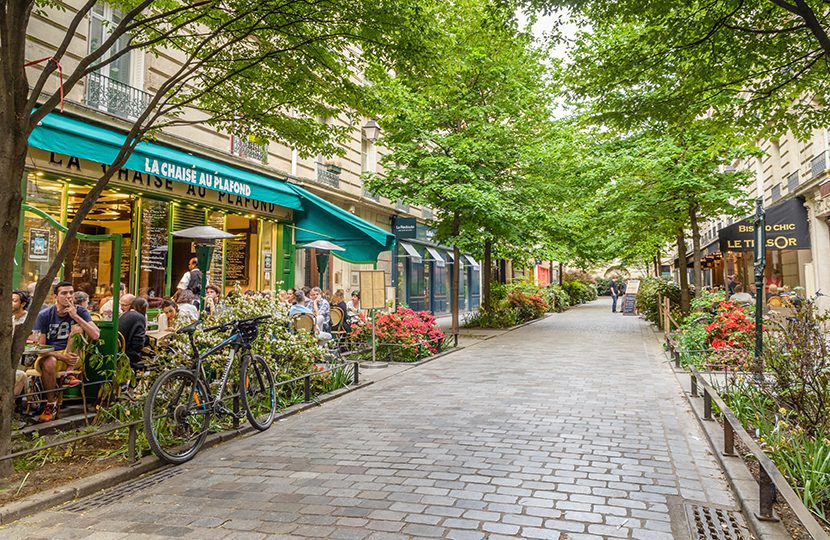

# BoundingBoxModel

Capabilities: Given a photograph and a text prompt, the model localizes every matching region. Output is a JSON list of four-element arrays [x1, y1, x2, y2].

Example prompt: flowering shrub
[[704, 301, 755, 350], [507, 290, 549, 323], [350, 307, 444, 362], [704, 347, 752, 371]]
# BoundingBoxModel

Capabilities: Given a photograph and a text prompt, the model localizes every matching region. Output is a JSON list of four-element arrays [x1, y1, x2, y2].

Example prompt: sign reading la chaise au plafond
[[718, 197, 810, 252], [28, 149, 292, 221]]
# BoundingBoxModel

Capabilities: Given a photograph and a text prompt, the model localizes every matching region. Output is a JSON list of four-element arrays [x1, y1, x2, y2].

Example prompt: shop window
[[170, 205, 206, 295], [407, 250, 428, 312], [138, 198, 169, 307], [261, 220, 275, 290], [65, 186, 134, 309], [432, 262, 449, 314], [19, 175, 63, 291]]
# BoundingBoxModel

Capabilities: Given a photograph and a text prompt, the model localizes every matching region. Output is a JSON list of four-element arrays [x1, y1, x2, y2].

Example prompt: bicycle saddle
[[176, 320, 202, 335]]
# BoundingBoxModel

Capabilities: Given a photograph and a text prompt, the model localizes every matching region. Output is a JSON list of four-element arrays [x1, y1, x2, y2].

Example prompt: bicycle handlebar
[[202, 315, 272, 334]]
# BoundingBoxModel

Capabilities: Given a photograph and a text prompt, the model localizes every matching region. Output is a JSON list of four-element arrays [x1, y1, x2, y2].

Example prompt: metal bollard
[[232, 396, 240, 429], [128, 423, 137, 462], [756, 466, 779, 521], [352, 361, 359, 385], [303, 375, 311, 402], [723, 421, 736, 456], [690, 374, 698, 397], [703, 389, 712, 420]]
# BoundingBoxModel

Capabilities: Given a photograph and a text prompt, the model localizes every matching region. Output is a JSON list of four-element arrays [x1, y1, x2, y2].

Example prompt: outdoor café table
[[146, 329, 174, 347], [21, 345, 55, 367]]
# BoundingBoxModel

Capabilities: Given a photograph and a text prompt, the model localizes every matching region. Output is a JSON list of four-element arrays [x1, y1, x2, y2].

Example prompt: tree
[[0, 0, 436, 475], [565, 121, 753, 313], [364, 0, 555, 330], [542, 0, 830, 138]]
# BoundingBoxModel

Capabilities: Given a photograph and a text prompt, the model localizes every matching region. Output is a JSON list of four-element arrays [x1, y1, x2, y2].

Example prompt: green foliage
[[546, 284, 572, 312], [507, 290, 549, 323], [560, 280, 597, 305], [595, 277, 611, 296], [636, 277, 681, 325], [463, 305, 518, 329]]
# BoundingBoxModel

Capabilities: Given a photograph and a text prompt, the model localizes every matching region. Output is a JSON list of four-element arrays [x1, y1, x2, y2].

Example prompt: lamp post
[[753, 197, 766, 381], [362, 119, 380, 142], [299, 240, 346, 289], [172, 225, 235, 312]]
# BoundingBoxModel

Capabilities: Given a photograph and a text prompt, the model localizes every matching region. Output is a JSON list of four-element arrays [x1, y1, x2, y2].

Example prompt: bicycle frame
[[183, 330, 248, 414]]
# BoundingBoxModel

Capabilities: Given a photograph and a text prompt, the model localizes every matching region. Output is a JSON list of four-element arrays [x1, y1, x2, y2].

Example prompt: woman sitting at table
[[157, 299, 179, 331], [176, 289, 200, 322]]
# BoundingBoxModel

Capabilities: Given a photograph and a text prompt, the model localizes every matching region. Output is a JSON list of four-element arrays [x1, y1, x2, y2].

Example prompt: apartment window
[[771, 184, 781, 202], [811, 151, 827, 178], [787, 171, 799, 193], [87, 5, 149, 119]]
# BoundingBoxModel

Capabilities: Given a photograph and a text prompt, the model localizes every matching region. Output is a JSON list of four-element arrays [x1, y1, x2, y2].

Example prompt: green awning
[[29, 113, 303, 210], [288, 185, 395, 264]]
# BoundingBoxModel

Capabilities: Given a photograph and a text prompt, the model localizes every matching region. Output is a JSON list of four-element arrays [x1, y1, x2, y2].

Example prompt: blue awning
[[29, 113, 395, 264], [288, 185, 396, 264], [29, 112, 303, 210]]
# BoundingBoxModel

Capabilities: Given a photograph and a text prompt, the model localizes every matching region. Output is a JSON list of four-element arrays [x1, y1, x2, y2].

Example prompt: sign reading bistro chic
[[28, 149, 292, 221], [718, 197, 810, 252]]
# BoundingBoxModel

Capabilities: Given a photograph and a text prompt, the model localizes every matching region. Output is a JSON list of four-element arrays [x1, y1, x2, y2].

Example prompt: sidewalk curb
[[667, 363, 792, 539], [0, 380, 373, 526]]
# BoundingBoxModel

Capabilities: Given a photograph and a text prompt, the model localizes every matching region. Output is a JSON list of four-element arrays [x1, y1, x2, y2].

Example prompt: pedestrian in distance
[[610, 277, 620, 313]]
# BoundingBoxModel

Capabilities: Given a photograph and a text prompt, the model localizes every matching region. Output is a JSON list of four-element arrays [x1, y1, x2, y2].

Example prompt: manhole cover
[[61, 467, 184, 512], [686, 502, 751, 540]]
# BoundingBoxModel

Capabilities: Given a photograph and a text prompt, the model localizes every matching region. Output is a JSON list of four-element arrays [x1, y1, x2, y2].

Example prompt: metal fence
[[86, 72, 151, 120]]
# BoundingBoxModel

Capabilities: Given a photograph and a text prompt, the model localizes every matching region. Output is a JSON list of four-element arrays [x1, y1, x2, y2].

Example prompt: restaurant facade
[[16, 112, 395, 312]]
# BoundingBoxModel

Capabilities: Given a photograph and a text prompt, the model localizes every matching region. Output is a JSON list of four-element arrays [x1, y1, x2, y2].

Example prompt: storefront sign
[[393, 217, 417, 238], [29, 229, 49, 261], [719, 198, 810, 252], [28, 149, 292, 221]]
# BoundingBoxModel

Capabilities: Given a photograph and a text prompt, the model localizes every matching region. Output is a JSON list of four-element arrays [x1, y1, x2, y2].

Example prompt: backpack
[[187, 268, 203, 295]]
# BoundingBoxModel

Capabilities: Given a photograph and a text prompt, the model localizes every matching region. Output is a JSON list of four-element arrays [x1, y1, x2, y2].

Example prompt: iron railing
[[86, 72, 150, 120], [811, 151, 827, 179], [363, 187, 380, 202], [230, 135, 267, 163], [316, 163, 341, 188]]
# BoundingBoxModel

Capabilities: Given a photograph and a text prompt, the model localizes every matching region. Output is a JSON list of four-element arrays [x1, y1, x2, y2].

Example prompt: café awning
[[29, 112, 303, 210], [398, 242, 423, 263], [29, 113, 397, 264], [288, 185, 395, 264]]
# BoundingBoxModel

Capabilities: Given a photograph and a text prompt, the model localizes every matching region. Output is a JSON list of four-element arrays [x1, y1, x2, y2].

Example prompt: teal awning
[[288, 185, 395, 264], [29, 113, 303, 210]]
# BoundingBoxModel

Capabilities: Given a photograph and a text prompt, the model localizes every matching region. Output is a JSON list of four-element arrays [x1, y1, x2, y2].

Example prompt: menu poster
[[225, 231, 249, 285], [140, 201, 168, 272], [29, 229, 50, 261], [360, 270, 387, 309], [208, 213, 225, 287], [120, 236, 132, 283]]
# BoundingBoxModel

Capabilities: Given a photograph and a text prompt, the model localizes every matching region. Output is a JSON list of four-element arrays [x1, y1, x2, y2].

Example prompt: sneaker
[[38, 402, 58, 423], [63, 374, 81, 387]]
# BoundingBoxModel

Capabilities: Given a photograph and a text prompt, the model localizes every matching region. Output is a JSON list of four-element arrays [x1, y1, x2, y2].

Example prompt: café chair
[[292, 313, 315, 334]]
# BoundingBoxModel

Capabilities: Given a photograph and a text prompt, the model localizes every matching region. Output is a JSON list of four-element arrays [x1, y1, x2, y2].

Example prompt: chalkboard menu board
[[225, 232, 249, 285], [208, 213, 225, 288], [140, 201, 168, 272], [120, 236, 131, 283], [622, 294, 637, 316]]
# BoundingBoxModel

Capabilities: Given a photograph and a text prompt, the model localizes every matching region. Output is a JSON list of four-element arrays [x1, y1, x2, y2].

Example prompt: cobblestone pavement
[[2, 299, 738, 539]]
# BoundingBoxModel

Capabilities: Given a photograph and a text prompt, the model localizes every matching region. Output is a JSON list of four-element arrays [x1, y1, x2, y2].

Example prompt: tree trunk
[[558, 261, 564, 284], [689, 204, 702, 296], [482, 238, 492, 312], [450, 212, 460, 338], [677, 230, 691, 315]]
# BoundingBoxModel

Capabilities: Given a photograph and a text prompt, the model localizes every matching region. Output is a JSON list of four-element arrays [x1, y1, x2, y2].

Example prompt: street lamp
[[172, 225, 235, 312], [300, 239, 346, 289], [752, 198, 766, 381], [362, 119, 380, 142]]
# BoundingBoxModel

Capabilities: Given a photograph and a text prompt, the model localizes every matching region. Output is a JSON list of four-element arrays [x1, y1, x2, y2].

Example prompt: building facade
[[19, 2, 479, 315]]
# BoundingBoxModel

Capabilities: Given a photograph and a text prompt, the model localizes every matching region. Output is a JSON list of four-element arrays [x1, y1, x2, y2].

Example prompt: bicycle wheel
[[144, 367, 210, 464], [240, 354, 276, 430]]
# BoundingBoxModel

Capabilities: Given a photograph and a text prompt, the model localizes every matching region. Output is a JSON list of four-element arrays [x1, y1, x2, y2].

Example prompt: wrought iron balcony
[[85, 71, 150, 120], [316, 163, 341, 188], [811, 151, 826, 179], [362, 187, 380, 201], [230, 135, 267, 163]]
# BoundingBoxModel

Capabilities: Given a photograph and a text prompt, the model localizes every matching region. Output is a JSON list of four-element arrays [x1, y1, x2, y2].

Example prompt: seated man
[[308, 287, 331, 331], [33, 281, 100, 422], [119, 297, 148, 371], [289, 290, 313, 318]]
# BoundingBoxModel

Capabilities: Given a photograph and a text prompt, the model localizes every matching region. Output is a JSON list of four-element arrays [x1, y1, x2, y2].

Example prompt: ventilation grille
[[173, 205, 205, 231], [61, 467, 185, 512], [686, 503, 750, 540]]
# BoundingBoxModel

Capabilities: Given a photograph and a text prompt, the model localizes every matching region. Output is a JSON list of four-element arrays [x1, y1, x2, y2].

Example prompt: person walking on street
[[610, 277, 620, 313]]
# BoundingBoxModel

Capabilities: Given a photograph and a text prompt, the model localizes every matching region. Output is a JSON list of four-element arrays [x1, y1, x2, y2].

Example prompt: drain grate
[[61, 467, 185, 512], [686, 502, 750, 540]]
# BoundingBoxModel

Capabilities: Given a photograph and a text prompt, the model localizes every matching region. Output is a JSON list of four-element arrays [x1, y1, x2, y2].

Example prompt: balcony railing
[[811, 151, 827, 179], [363, 187, 380, 202], [230, 135, 267, 163], [316, 163, 341, 188], [86, 71, 150, 120], [787, 171, 799, 193], [396, 200, 410, 213]]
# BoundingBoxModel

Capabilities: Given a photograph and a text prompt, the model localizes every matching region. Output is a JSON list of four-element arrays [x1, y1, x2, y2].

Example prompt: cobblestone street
[[2, 299, 738, 539]]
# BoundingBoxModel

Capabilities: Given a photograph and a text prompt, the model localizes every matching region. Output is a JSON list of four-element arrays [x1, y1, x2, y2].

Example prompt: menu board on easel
[[360, 270, 386, 309], [225, 232, 249, 285], [140, 201, 168, 272]]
